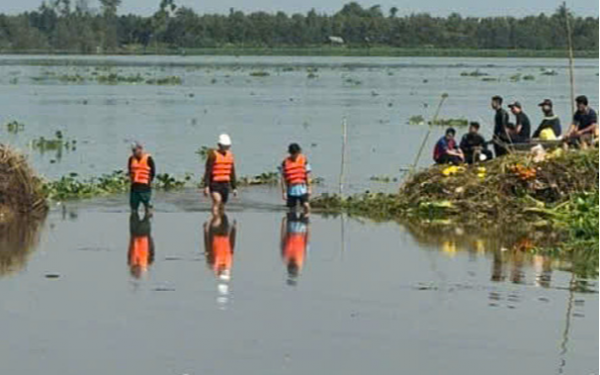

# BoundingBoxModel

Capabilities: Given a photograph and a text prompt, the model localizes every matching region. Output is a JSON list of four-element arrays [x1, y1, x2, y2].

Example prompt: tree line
[[0, 1, 597, 53]]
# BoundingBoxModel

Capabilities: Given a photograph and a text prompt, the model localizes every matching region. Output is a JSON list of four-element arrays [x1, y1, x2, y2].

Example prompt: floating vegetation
[[59, 74, 86, 83], [31, 131, 77, 153], [6, 121, 25, 134], [408, 116, 468, 127], [43, 171, 191, 201], [238, 172, 280, 186], [509, 73, 522, 82], [281, 67, 295, 72], [460, 70, 488, 77], [540, 68, 558, 76], [344, 77, 362, 86], [408, 115, 426, 125], [249, 71, 270, 77], [370, 176, 398, 183], [307, 72, 318, 79], [523, 75, 536, 81], [97, 73, 145, 84], [481, 77, 499, 82], [146, 76, 183, 85], [195, 146, 211, 161]]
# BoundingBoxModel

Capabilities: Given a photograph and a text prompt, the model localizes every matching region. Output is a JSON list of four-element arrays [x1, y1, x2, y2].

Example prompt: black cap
[[538, 99, 553, 107], [508, 101, 522, 109]]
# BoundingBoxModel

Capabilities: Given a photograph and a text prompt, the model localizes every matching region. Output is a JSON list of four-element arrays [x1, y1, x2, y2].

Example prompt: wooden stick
[[411, 93, 448, 172], [339, 117, 348, 197], [564, 2, 576, 116]]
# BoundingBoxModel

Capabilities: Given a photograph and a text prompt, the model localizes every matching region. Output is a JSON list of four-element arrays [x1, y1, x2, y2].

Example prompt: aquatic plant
[[460, 70, 488, 77], [249, 71, 270, 77], [307, 72, 318, 79], [6, 121, 25, 134], [523, 75, 536, 81], [195, 146, 211, 161], [146, 76, 183, 85], [43, 171, 191, 201], [429, 118, 469, 127], [31, 131, 77, 153]]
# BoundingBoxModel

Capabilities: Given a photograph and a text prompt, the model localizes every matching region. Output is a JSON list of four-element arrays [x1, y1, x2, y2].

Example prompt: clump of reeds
[[0, 145, 48, 217]]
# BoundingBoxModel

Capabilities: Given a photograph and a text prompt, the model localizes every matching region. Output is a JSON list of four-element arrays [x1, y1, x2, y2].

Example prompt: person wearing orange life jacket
[[128, 142, 156, 216], [203, 134, 238, 216], [280, 143, 312, 215], [280, 212, 310, 286], [204, 214, 237, 280], [127, 211, 155, 280]]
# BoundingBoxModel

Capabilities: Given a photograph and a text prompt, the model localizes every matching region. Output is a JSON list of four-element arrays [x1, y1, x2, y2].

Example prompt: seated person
[[460, 122, 493, 164], [508, 101, 531, 143], [434, 128, 464, 165], [532, 99, 562, 140], [565, 95, 598, 147]]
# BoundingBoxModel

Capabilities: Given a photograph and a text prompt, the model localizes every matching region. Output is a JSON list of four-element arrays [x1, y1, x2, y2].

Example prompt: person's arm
[[280, 162, 288, 200], [554, 119, 562, 137], [203, 151, 215, 191], [230, 163, 237, 191], [305, 161, 312, 196], [128, 156, 134, 181], [148, 157, 156, 182]]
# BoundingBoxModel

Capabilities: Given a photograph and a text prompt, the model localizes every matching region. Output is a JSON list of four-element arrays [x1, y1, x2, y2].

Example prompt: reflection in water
[[127, 212, 155, 280], [404, 222, 563, 288], [0, 215, 45, 278], [204, 214, 236, 307], [281, 213, 310, 286]]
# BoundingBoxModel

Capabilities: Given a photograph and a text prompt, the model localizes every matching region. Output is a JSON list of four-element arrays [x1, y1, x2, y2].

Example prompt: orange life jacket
[[283, 154, 308, 185], [129, 236, 150, 270], [130, 153, 151, 185], [212, 235, 233, 274], [283, 234, 306, 270], [212, 150, 234, 183]]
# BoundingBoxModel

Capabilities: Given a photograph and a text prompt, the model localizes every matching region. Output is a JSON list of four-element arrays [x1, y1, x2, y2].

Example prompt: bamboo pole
[[564, 2, 576, 116], [411, 93, 449, 172], [339, 117, 348, 197]]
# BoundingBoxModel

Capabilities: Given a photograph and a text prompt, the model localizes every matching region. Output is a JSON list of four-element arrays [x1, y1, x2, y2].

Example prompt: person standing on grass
[[434, 128, 464, 165], [204, 134, 238, 216], [491, 95, 510, 157], [128, 142, 156, 217], [565, 95, 598, 148], [508, 101, 531, 143], [280, 143, 312, 216]]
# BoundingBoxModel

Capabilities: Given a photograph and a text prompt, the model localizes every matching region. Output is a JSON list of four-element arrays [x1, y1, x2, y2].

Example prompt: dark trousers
[[435, 154, 463, 165]]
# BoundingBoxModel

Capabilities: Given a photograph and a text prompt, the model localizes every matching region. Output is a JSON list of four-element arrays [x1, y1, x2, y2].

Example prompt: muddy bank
[[314, 149, 599, 252]]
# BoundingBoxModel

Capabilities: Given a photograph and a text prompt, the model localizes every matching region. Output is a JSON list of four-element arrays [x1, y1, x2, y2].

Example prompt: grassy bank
[[1, 47, 597, 59], [314, 149, 599, 253]]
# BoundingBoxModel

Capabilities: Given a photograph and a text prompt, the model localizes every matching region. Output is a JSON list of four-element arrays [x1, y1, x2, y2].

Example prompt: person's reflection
[[128, 212, 155, 279], [204, 214, 237, 306], [280, 213, 310, 286]]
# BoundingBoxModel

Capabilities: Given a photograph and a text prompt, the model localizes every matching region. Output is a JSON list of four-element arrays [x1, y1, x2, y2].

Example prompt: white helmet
[[218, 134, 232, 146]]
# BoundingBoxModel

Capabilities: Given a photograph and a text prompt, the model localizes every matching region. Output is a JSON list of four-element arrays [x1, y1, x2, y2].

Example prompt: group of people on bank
[[434, 95, 598, 165]]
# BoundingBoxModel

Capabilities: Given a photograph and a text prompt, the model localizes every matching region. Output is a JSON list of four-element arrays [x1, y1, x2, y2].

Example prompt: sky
[[1, 0, 598, 17]]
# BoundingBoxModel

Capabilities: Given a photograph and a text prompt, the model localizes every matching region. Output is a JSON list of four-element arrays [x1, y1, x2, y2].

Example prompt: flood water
[[0, 56, 598, 374]]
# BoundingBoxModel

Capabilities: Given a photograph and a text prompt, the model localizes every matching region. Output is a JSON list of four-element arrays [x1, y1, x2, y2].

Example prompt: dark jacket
[[533, 115, 562, 138]]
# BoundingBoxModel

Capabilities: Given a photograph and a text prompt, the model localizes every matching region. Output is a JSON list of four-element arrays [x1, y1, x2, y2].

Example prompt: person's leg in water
[[141, 191, 153, 218], [130, 190, 141, 215], [301, 194, 311, 216], [211, 191, 224, 216]]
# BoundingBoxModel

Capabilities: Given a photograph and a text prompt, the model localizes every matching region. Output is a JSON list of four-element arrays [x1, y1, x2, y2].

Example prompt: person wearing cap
[[433, 128, 464, 165], [279, 143, 312, 215], [128, 142, 156, 216], [565, 95, 597, 147], [532, 99, 562, 140], [491, 96, 510, 157], [508, 101, 531, 143], [459, 122, 493, 164], [203, 134, 237, 216]]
